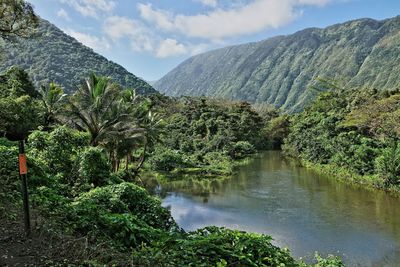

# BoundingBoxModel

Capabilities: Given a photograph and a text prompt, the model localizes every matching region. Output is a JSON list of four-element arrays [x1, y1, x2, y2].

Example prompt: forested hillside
[[155, 16, 400, 112], [0, 18, 155, 94]]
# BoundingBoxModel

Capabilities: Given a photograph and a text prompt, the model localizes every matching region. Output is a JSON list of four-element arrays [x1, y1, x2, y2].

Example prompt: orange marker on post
[[19, 153, 28, 175]]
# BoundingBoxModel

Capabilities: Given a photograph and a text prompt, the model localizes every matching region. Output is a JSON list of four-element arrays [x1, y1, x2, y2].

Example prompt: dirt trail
[[0, 214, 89, 267], [0, 217, 45, 266]]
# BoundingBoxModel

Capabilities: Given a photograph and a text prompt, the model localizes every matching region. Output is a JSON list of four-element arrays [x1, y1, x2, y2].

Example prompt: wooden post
[[18, 140, 31, 237]]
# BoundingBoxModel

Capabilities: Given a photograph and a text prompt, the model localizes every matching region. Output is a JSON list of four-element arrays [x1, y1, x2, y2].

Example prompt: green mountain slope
[[155, 16, 400, 112], [0, 19, 156, 94]]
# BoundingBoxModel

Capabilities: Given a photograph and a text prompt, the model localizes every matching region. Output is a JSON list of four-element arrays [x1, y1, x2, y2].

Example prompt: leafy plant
[[0, 66, 43, 140], [229, 141, 256, 159], [376, 141, 400, 186], [314, 253, 345, 267], [76, 147, 111, 188], [133, 226, 298, 267], [71, 182, 176, 231], [149, 147, 186, 172], [28, 126, 90, 179]]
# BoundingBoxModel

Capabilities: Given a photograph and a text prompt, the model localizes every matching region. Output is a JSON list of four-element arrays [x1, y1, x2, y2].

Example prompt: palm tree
[[102, 130, 142, 172], [67, 73, 141, 147], [136, 110, 165, 171], [39, 82, 66, 129]]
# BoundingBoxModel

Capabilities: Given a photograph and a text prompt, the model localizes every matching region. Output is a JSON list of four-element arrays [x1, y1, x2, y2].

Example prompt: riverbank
[[144, 147, 400, 198], [299, 159, 400, 198], [142, 156, 254, 195]]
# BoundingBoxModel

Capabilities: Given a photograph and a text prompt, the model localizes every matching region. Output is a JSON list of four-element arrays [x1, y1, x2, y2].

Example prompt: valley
[[1, 1, 400, 266]]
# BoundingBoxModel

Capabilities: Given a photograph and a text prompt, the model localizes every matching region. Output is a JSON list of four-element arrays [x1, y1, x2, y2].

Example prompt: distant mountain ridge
[[0, 19, 156, 94], [155, 16, 400, 112]]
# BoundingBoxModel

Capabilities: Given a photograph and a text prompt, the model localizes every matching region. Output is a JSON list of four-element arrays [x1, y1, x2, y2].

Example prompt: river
[[161, 151, 400, 266]]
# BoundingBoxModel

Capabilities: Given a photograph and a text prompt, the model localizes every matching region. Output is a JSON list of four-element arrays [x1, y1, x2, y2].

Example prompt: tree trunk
[[136, 144, 147, 172], [110, 151, 117, 172], [125, 154, 131, 171], [116, 159, 120, 172]]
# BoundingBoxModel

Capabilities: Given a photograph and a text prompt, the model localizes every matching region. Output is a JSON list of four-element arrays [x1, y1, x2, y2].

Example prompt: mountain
[[155, 16, 400, 112], [0, 19, 156, 94]]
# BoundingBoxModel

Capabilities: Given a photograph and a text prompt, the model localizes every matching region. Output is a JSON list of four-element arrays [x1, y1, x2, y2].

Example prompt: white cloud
[[57, 8, 70, 21], [156, 39, 188, 58], [103, 16, 138, 41], [197, 0, 218, 7], [102, 16, 206, 58], [61, 0, 116, 18], [103, 16, 155, 52], [64, 29, 111, 52], [155, 39, 209, 58], [138, 0, 332, 40], [298, 0, 330, 6], [138, 4, 176, 31]]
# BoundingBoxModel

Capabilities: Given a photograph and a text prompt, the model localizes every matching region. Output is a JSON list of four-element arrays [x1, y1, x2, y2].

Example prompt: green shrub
[[376, 141, 400, 186], [26, 152, 50, 189], [77, 147, 111, 188], [314, 252, 345, 267], [149, 148, 186, 171], [31, 182, 71, 219], [0, 137, 58, 219], [348, 137, 378, 175], [0, 138, 17, 147], [264, 115, 291, 149], [0, 143, 49, 204], [203, 152, 233, 175], [133, 226, 298, 266], [228, 141, 256, 159], [0, 95, 43, 140], [70, 183, 176, 244], [27, 130, 49, 151], [95, 213, 167, 249], [0, 145, 19, 215], [284, 112, 338, 164], [28, 126, 90, 177], [330, 132, 378, 175], [0, 145, 18, 181]]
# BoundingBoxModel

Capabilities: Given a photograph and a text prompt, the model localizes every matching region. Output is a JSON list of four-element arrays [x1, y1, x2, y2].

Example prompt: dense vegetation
[[280, 82, 400, 192], [155, 16, 400, 112], [7, 1, 398, 265], [0, 65, 345, 266], [0, 18, 155, 94], [149, 97, 265, 174]]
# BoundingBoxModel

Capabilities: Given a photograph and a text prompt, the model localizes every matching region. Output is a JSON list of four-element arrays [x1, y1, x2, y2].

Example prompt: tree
[[67, 74, 145, 172], [0, 0, 38, 39], [38, 82, 66, 129], [264, 115, 290, 149], [0, 65, 37, 97], [108, 89, 145, 172], [376, 141, 400, 186], [136, 110, 164, 172], [343, 94, 400, 139], [0, 66, 42, 140], [67, 73, 131, 146]]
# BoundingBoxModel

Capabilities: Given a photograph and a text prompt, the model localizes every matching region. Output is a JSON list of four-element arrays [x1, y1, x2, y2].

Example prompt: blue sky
[[28, 0, 400, 81]]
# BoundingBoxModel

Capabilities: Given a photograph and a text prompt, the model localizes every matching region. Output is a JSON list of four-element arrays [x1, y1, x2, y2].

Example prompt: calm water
[[161, 151, 400, 266]]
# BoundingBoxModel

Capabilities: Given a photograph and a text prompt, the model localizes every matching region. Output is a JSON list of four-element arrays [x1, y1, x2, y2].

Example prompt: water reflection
[[161, 151, 400, 266]]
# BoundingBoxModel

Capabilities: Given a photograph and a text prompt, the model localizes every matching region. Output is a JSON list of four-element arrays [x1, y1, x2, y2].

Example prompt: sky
[[28, 0, 400, 82]]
